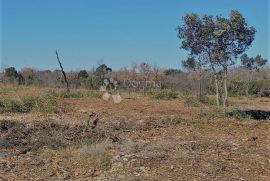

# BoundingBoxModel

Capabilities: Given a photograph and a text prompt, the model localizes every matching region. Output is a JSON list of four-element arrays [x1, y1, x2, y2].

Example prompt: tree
[[21, 68, 35, 85], [182, 57, 206, 102], [78, 70, 89, 79], [4, 67, 18, 83], [241, 54, 267, 98], [164, 69, 182, 76], [177, 10, 256, 113], [56, 51, 69, 92], [213, 10, 256, 113], [95, 64, 108, 79], [139, 62, 152, 94], [177, 13, 221, 107]]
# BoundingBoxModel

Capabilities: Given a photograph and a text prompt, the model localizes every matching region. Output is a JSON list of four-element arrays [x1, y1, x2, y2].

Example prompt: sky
[[0, 0, 269, 71]]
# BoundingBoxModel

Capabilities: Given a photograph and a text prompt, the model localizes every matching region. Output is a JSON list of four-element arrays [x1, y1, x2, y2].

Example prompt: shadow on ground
[[244, 110, 270, 120], [228, 109, 270, 120]]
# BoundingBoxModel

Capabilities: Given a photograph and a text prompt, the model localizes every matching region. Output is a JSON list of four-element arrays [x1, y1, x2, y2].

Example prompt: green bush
[[184, 97, 202, 107], [147, 89, 178, 100], [228, 80, 270, 97], [0, 120, 17, 130], [0, 96, 58, 113], [0, 99, 25, 113], [227, 109, 250, 120]]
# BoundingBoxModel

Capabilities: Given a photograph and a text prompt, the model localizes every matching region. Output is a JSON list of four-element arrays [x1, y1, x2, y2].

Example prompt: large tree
[[177, 13, 221, 107], [177, 10, 256, 113]]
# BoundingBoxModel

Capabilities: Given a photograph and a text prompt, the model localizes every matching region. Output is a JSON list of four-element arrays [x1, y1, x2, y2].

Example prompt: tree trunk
[[199, 78, 202, 102], [246, 70, 253, 99], [223, 69, 228, 114], [214, 74, 220, 107]]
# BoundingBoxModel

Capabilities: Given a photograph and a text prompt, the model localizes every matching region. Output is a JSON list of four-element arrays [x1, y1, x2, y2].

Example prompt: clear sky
[[0, 0, 269, 71]]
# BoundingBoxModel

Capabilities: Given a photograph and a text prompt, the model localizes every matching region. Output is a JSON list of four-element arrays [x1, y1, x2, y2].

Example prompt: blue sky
[[0, 0, 269, 71]]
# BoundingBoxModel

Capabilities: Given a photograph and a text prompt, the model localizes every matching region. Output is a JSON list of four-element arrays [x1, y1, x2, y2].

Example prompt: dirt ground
[[0, 86, 270, 180]]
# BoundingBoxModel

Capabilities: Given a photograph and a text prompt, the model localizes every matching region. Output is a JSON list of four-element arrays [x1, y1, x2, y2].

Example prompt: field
[[0, 85, 270, 180]]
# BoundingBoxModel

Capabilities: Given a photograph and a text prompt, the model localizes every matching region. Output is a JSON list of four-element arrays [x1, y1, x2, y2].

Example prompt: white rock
[[102, 92, 111, 101], [99, 86, 107, 92], [112, 94, 123, 104]]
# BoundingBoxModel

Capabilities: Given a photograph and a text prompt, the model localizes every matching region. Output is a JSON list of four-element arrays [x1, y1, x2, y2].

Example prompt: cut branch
[[56, 50, 69, 92]]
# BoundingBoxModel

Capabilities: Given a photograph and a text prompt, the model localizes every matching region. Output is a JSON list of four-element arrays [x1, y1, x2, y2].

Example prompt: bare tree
[[56, 50, 69, 92]]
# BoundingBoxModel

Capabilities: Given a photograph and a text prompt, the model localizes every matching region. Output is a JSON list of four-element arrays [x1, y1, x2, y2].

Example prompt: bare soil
[[0, 86, 269, 180]]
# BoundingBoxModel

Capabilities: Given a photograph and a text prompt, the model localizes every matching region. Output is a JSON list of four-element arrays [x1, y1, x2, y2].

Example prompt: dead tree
[[55, 50, 69, 92]]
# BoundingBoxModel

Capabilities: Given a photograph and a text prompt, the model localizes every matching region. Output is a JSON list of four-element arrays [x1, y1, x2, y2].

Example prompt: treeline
[[1, 62, 269, 98]]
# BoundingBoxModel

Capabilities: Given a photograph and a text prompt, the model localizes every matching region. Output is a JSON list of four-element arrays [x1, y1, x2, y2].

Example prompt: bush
[[147, 89, 178, 100], [0, 120, 17, 131], [0, 96, 58, 113], [0, 99, 25, 113], [228, 80, 270, 97], [227, 109, 250, 120], [184, 97, 202, 107]]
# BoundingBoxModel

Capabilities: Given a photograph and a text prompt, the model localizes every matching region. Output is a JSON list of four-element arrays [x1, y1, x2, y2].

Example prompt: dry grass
[[0, 85, 270, 180]]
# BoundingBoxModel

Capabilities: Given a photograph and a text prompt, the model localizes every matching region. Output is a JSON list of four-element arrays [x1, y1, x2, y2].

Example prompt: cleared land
[[0, 86, 270, 180]]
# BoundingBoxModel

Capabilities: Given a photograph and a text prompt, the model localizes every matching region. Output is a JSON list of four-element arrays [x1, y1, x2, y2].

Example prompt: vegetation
[[177, 10, 257, 113], [147, 89, 178, 100]]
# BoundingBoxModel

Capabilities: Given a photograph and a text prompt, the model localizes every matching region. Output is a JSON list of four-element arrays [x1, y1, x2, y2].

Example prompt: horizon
[[1, 0, 269, 71]]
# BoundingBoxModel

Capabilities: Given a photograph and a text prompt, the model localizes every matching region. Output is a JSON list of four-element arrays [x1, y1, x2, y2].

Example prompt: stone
[[112, 94, 123, 104], [102, 92, 111, 101]]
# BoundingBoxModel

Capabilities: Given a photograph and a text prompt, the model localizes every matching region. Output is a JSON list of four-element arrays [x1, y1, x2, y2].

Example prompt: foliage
[[78, 70, 89, 79], [241, 54, 267, 71], [228, 80, 270, 97], [4, 67, 18, 78], [227, 109, 249, 120], [177, 10, 256, 112], [95, 64, 108, 78], [164, 69, 182, 76]]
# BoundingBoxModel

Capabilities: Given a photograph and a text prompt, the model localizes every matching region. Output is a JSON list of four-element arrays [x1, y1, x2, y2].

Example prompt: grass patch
[[78, 138, 96, 146], [47, 89, 101, 99], [0, 95, 58, 113], [85, 90, 102, 98]]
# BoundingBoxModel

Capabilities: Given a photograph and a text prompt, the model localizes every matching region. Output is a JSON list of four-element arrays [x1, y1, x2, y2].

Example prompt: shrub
[[227, 109, 250, 120], [147, 89, 178, 100], [0, 96, 58, 113], [228, 80, 270, 97], [0, 99, 25, 113], [0, 120, 17, 131], [184, 97, 202, 107]]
